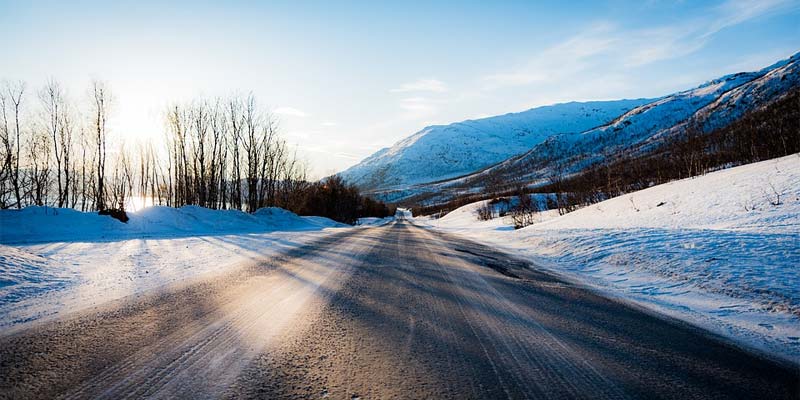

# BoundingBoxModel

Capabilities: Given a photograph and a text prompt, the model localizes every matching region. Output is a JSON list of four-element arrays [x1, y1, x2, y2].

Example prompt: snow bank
[[421, 154, 800, 363], [0, 246, 69, 307], [0, 206, 347, 330], [0, 205, 344, 245]]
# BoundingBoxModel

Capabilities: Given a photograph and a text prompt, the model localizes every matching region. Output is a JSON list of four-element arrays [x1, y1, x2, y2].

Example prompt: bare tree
[[166, 104, 190, 206], [227, 96, 244, 210], [674, 119, 705, 178], [190, 100, 210, 207], [60, 101, 75, 207], [5, 81, 25, 208], [76, 125, 94, 211], [476, 201, 495, 221], [510, 190, 539, 229], [208, 99, 225, 209], [0, 89, 12, 208], [26, 130, 51, 206], [110, 148, 134, 210], [40, 79, 70, 206], [241, 95, 262, 212], [547, 158, 576, 215], [90, 80, 112, 210]]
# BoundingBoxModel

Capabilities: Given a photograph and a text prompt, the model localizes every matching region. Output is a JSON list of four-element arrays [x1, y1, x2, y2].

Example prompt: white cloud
[[707, 0, 796, 37], [482, 1, 795, 89], [321, 121, 338, 127], [399, 97, 439, 119], [482, 23, 617, 89], [623, 25, 709, 67], [273, 106, 308, 117], [625, 0, 794, 67], [391, 78, 447, 93], [334, 152, 361, 160]]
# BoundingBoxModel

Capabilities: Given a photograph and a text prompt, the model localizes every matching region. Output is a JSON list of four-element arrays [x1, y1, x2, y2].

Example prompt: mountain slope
[[488, 52, 800, 182], [396, 51, 800, 205], [339, 99, 651, 190]]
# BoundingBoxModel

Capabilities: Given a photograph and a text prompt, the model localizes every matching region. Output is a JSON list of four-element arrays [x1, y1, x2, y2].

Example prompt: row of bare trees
[[0, 78, 306, 213], [0, 78, 395, 223], [1, 80, 111, 211], [162, 95, 307, 213]]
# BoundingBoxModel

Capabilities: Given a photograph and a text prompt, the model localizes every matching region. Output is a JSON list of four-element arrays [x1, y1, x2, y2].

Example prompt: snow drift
[[0, 205, 344, 245]]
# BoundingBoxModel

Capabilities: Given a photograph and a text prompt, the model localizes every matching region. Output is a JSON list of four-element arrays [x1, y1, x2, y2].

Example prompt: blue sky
[[1, 0, 798, 177]]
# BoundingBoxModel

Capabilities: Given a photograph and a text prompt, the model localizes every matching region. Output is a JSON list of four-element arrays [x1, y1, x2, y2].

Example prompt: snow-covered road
[[1, 219, 796, 399]]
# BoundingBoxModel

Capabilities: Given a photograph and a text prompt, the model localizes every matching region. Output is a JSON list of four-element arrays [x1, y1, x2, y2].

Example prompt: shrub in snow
[[98, 208, 129, 223], [510, 194, 540, 229], [476, 202, 495, 221]]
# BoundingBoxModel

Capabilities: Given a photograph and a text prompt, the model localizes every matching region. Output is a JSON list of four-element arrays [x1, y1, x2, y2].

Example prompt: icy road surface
[[0, 219, 797, 399]]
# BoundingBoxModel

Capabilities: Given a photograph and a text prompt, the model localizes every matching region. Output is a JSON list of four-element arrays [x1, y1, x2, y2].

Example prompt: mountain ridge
[[339, 99, 653, 190], [343, 51, 799, 204], [399, 51, 800, 205]]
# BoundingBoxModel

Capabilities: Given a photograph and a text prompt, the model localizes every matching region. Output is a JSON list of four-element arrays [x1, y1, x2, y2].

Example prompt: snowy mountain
[[385, 51, 800, 204], [485, 52, 800, 181], [338, 99, 651, 190]]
